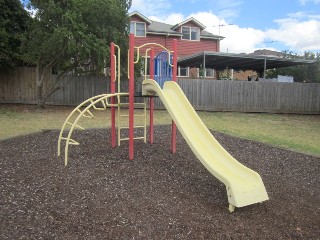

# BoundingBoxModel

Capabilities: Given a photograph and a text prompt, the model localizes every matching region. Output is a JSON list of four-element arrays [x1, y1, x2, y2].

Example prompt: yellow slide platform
[[142, 79, 269, 211]]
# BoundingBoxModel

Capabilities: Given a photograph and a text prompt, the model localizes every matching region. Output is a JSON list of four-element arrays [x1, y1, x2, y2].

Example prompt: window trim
[[181, 26, 200, 41], [130, 21, 146, 37], [177, 66, 189, 77], [205, 68, 215, 78]]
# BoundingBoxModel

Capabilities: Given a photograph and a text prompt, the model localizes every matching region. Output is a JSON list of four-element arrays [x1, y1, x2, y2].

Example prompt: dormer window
[[130, 21, 146, 37], [181, 26, 200, 41]]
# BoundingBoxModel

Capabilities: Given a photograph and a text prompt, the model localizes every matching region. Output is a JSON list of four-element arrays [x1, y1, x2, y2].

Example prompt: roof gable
[[129, 11, 152, 24], [171, 17, 206, 30]]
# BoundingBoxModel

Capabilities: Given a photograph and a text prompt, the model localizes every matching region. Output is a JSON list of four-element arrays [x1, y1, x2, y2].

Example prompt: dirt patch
[[1, 126, 319, 239]]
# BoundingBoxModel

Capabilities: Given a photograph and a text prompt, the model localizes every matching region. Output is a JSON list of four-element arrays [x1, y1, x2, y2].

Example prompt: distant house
[[129, 11, 224, 79]]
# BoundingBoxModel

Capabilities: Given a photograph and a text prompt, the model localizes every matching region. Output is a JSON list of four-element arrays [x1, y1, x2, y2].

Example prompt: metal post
[[171, 39, 177, 153], [110, 42, 116, 147], [203, 52, 206, 78], [149, 48, 155, 144], [129, 34, 135, 160], [263, 58, 267, 79]]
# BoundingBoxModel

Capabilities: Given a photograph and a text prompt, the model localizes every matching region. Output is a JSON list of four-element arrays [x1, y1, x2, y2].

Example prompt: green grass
[[0, 104, 319, 157]]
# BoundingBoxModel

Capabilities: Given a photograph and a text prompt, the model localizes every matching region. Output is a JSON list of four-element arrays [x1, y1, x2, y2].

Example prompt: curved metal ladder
[[57, 93, 128, 166]]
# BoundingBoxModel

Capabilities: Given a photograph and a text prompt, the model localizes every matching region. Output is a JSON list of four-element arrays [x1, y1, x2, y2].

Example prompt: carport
[[178, 51, 315, 78]]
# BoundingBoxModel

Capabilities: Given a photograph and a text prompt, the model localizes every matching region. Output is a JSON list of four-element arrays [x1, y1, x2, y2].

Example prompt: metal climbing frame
[[57, 92, 129, 166], [58, 38, 149, 164]]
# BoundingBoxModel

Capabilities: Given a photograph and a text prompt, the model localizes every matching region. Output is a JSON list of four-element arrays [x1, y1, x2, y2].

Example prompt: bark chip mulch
[[1, 126, 319, 239]]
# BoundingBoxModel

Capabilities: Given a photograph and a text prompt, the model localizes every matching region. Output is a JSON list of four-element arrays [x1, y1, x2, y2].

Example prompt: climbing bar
[[113, 55, 117, 82], [133, 43, 172, 64], [114, 44, 121, 91]]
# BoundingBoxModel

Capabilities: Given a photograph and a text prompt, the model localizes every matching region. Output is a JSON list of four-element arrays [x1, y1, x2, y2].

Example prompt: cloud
[[211, 0, 243, 21], [266, 16, 320, 51], [299, 0, 320, 5], [148, 13, 184, 24], [130, 0, 171, 16]]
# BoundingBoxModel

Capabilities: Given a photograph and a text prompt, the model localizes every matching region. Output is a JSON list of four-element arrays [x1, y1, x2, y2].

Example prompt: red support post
[[149, 48, 155, 144], [110, 42, 116, 148], [171, 39, 178, 153], [129, 34, 135, 160]]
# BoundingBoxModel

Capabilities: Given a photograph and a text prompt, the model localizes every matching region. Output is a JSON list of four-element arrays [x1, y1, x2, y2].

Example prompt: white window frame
[[130, 21, 146, 37], [177, 66, 189, 77], [181, 26, 200, 41], [205, 68, 215, 78], [141, 56, 150, 76]]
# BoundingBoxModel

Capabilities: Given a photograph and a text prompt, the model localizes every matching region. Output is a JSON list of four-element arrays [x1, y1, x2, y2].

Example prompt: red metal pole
[[171, 39, 178, 153], [129, 34, 135, 160], [149, 48, 155, 144], [110, 42, 116, 148]]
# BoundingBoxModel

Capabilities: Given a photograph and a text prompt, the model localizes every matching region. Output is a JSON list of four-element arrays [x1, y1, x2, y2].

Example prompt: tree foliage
[[0, 0, 30, 70], [23, 0, 131, 106], [266, 51, 320, 83]]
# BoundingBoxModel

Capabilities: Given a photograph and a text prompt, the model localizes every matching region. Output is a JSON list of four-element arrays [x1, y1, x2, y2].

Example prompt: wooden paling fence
[[0, 68, 319, 114]]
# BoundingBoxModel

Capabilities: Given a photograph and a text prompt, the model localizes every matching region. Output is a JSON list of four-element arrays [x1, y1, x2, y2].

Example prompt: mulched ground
[[1, 126, 319, 239]]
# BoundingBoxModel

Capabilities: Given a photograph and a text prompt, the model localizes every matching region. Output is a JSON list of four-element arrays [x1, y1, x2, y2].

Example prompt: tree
[[266, 51, 320, 83], [0, 0, 30, 70], [23, 0, 131, 107]]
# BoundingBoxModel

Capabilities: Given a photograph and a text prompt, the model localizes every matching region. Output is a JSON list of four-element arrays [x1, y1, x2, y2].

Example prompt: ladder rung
[[61, 137, 79, 145], [134, 137, 145, 140], [84, 109, 94, 118], [119, 103, 146, 106], [119, 136, 145, 142], [77, 109, 94, 118], [91, 100, 106, 110], [119, 126, 145, 130], [67, 122, 85, 130], [120, 114, 145, 117]]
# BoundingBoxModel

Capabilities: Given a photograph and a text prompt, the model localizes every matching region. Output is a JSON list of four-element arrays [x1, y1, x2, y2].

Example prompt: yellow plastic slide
[[142, 79, 269, 211]]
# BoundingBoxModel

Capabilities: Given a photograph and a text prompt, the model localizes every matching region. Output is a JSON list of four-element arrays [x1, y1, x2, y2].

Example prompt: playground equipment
[[58, 34, 268, 212]]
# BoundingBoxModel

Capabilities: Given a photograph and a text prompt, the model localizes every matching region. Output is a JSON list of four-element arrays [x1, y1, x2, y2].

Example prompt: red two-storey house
[[129, 11, 224, 79]]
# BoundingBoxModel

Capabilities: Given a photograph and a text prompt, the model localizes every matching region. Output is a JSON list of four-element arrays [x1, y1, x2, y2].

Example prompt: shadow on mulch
[[1, 126, 319, 239]]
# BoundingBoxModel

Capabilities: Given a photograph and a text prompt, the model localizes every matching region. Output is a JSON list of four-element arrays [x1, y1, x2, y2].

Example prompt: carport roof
[[178, 51, 315, 72]]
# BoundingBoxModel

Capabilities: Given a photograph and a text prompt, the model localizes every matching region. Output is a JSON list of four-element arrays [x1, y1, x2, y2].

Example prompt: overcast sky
[[130, 0, 320, 54]]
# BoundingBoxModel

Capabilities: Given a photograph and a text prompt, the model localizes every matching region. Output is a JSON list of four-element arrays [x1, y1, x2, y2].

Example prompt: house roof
[[178, 51, 316, 72], [129, 11, 224, 40], [147, 21, 182, 36]]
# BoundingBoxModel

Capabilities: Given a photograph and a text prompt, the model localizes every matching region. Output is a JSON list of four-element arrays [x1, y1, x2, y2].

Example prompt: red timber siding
[[133, 35, 218, 57]]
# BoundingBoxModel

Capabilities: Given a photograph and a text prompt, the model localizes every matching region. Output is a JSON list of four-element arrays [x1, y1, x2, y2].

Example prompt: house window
[[181, 26, 200, 40], [130, 22, 146, 37], [177, 66, 189, 77], [205, 68, 215, 78], [141, 57, 150, 76]]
